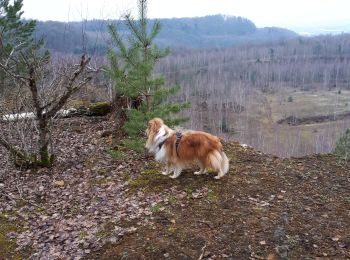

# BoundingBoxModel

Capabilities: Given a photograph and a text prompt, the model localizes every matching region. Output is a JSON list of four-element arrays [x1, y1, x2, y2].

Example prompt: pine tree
[[0, 0, 39, 93], [333, 129, 350, 162], [106, 0, 189, 151]]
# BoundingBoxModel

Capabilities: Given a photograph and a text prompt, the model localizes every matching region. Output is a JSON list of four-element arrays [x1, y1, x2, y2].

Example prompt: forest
[[1, 0, 350, 259], [34, 14, 297, 53], [28, 14, 350, 157], [155, 33, 350, 156]]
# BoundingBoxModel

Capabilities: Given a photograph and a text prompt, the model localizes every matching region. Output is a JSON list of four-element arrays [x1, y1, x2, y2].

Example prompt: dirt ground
[[0, 117, 349, 259], [88, 142, 350, 259]]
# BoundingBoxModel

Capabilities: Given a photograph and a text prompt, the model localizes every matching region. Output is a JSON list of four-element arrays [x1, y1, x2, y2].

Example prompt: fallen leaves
[[0, 117, 168, 259], [53, 180, 65, 187], [0, 118, 349, 259]]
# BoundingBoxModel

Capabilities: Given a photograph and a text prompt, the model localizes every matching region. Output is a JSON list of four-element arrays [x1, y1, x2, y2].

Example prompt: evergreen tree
[[333, 129, 350, 162], [0, 0, 39, 93], [106, 0, 189, 151]]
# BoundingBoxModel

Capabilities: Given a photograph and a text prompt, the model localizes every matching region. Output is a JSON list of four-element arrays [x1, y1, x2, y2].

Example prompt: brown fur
[[145, 118, 229, 179], [164, 131, 222, 167]]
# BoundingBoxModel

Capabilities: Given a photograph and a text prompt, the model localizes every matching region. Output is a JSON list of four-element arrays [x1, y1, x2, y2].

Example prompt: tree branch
[[28, 66, 43, 118], [0, 62, 30, 84], [45, 55, 92, 118], [0, 136, 28, 161], [4, 42, 26, 66]]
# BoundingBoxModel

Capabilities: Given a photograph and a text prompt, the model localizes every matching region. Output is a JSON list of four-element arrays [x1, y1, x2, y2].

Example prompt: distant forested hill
[[34, 15, 298, 54]]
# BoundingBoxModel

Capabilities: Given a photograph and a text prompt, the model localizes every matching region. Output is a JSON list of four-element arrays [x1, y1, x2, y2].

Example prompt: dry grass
[[228, 89, 350, 157], [269, 89, 350, 121]]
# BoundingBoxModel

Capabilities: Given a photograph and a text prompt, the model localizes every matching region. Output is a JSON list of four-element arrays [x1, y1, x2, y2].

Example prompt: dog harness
[[158, 131, 168, 150], [158, 132, 182, 157], [175, 132, 182, 156]]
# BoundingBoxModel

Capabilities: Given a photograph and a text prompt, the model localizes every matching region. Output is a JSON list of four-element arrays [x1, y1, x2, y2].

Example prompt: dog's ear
[[148, 118, 159, 130], [145, 121, 152, 136], [147, 120, 154, 131]]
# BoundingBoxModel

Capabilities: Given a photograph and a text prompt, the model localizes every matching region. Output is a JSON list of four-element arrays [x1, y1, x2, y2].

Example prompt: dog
[[145, 118, 229, 179]]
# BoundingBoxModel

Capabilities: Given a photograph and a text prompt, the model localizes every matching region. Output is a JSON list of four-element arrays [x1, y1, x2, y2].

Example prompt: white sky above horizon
[[22, 0, 350, 30]]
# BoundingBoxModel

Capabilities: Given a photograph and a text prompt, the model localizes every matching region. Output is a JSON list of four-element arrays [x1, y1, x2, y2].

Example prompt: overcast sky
[[22, 0, 350, 30]]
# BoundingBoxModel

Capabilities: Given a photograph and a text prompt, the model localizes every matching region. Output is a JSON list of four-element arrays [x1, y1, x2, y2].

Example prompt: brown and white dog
[[145, 118, 229, 179]]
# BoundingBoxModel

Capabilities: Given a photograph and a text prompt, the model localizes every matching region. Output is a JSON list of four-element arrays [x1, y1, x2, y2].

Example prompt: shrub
[[333, 129, 350, 162]]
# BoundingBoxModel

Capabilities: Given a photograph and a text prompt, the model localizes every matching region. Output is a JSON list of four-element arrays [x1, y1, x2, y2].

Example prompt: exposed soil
[[277, 112, 350, 126], [0, 117, 349, 259]]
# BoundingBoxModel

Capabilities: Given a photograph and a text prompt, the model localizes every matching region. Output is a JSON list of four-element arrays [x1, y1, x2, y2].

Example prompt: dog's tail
[[208, 150, 229, 176], [220, 151, 229, 174]]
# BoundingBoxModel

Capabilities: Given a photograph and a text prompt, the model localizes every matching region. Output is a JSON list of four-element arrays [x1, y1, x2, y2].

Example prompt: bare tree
[[0, 54, 94, 167]]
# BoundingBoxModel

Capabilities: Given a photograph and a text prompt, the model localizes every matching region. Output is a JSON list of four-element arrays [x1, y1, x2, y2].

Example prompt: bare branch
[[0, 62, 30, 83], [45, 55, 92, 118], [0, 136, 28, 161], [4, 42, 26, 66]]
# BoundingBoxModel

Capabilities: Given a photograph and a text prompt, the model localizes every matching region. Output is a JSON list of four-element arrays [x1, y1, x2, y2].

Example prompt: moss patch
[[15, 199, 27, 209], [206, 188, 218, 202], [128, 169, 169, 192], [69, 99, 90, 108], [106, 149, 125, 160], [90, 176, 114, 186], [0, 215, 31, 259], [89, 102, 112, 116], [150, 203, 165, 213]]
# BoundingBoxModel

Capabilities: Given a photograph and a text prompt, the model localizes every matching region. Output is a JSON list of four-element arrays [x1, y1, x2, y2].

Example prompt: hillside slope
[[34, 15, 298, 53], [0, 117, 349, 259], [89, 141, 350, 259]]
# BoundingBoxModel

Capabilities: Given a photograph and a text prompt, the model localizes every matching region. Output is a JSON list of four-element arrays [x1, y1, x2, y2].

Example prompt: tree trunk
[[111, 93, 128, 143], [38, 118, 53, 167]]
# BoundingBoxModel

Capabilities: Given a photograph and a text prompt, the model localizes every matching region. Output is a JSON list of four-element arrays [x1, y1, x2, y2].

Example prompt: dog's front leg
[[170, 167, 182, 178], [161, 162, 173, 176]]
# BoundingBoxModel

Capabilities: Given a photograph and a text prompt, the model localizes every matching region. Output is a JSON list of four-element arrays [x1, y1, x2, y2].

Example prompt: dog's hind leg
[[161, 162, 173, 175], [170, 167, 182, 178], [194, 162, 207, 175], [214, 169, 225, 179]]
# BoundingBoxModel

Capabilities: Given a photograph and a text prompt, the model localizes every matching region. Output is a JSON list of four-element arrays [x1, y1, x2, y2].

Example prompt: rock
[[331, 235, 340, 241], [273, 227, 287, 244], [275, 245, 289, 259], [279, 212, 289, 225], [179, 253, 190, 260], [109, 236, 118, 243], [6, 231, 17, 239]]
